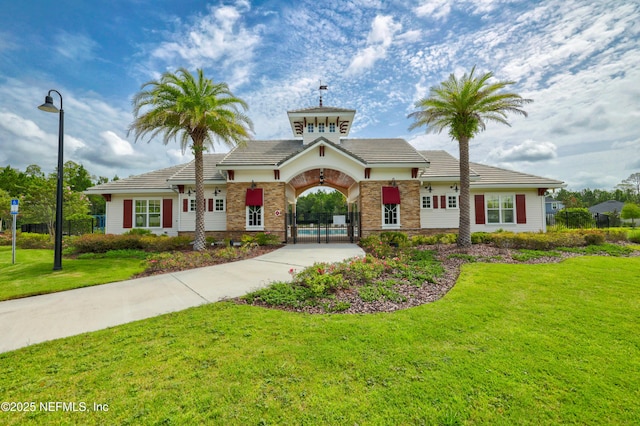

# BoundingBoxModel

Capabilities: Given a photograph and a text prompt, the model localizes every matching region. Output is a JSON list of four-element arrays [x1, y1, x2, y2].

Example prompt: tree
[[621, 202, 640, 225], [618, 173, 640, 202], [129, 68, 253, 250], [63, 161, 93, 192], [408, 67, 531, 247], [0, 189, 12, 231], [21, 173, 90, 236]]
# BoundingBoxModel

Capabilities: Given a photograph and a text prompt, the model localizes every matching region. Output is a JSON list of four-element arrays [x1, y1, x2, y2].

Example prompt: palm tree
[[129, 68, 253, 251], [408, 67, 531, 247]]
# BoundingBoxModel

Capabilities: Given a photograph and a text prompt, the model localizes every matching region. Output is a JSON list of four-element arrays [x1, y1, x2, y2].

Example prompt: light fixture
[[38, 89, 64, 271], [425, 182, 432, 193], [187, 188, 194, 196], [390, 178, 397, 187], [250, 180, 256, 189], [450, 183, 459, 192], [319, 168, 324, 185], [214, 187, 220, 196]]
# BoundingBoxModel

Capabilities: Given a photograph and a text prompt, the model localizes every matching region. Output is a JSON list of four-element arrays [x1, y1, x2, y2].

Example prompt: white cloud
[[0, 111, 47, 140], [150, 3, 261, 87], [54, 31, 98, 62], [415, 0, 452, 20], [101, 131, 135, 156], [489, 140, 558, 163], [346, 15, 401, 76]]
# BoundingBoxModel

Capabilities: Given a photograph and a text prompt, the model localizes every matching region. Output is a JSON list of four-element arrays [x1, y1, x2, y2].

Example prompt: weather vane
[[319, 81, 327, 106]]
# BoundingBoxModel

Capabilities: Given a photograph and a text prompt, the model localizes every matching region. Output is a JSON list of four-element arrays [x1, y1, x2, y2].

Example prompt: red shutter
[[183, 199, 188, 212], [475, 195, 485, 224], [516, 194, 527, 224], [246, 188, 263, 206], [162, 199, 172, 228], [208, 199, 214, 212], [123, 199, 133, 228], [433, 195, 439, 209], [381, 186, 401, 204], [440, 195, 446, 209]]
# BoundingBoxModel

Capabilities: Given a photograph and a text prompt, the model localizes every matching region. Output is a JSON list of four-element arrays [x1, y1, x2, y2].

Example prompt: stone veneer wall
[[224, 181, 287, 242], [359, 180, 422, 237]]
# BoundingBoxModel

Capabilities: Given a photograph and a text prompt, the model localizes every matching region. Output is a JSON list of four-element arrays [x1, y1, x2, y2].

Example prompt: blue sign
[[11, 199, 18, 205], [10, 199, 19, 214]]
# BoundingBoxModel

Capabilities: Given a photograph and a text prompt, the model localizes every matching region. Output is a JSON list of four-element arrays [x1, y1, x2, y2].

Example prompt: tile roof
[[287, 106, 356, 114], [418, 150, 478, 179], [168, 153, 227, 181], [84, 154, 227, 193], [85, 163, 186, 193], [218, 138, 429, 167], [419, 150, 564, 187]]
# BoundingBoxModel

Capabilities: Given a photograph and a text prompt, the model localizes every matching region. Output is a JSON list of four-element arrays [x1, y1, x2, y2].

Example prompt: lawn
[[0, 247, 146, 301], [0, 255, 638, 425]]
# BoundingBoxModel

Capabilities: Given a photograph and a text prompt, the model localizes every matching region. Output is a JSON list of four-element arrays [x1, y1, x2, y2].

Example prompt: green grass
[[0, 256, 638, 425], [0, 247, 146, 301]]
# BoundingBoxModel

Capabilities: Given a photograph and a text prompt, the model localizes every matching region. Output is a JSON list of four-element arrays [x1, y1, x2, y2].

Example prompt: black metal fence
[[20, 217, 103, 236], [286, 212, 360, 243], [547, 212, 611, 229]]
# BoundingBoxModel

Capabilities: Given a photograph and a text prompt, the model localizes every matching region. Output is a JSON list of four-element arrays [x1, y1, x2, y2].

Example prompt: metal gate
[[285, 212, 360, 243]]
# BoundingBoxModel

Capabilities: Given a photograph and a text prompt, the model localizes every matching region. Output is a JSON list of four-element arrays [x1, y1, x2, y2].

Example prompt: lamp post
[[38, 90, 64, 271]]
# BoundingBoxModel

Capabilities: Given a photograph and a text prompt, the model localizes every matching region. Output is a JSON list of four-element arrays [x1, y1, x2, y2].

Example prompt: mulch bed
[[235, 244, 637, 315]]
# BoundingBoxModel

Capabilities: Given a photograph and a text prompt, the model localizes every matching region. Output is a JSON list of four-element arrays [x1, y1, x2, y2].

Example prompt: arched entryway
[[285, 168, 360, 243]]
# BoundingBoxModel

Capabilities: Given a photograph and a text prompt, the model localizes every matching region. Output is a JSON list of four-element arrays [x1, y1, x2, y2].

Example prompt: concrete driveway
[[0, 244, 364, 353]]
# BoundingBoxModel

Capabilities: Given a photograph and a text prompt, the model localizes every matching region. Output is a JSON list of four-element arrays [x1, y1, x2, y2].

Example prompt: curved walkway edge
[[0, 244, 364, 354]]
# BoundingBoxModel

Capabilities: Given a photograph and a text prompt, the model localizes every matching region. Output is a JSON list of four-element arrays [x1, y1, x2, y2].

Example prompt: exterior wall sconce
[[250, 180, 257, 189], [213, 187, 220, 196], [450, 183, 459, 192], [390, 178, 397, 187], [425, 182, 432, 192], [319, 168, 325, 185]]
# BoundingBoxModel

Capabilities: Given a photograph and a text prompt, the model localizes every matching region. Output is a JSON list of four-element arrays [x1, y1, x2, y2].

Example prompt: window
[[247, 205, 263, 229], [421, 195, 432, 209], [189, 198, 197, 212], [384, 204, 399, 226], [447, 194, 458, 209], [307, 123, 314, 133], [487, 195, 514, 224], [318, 123, 325, 133], [552, 202, 558, 210], [215, 198, 225, 212], [329, 123, 336, 133], [135, 199, 161, 228]]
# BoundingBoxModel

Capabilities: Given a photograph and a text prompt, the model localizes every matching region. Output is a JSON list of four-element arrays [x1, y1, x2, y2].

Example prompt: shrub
[[555, 208, 595, 228], [359, 235, 394, 259], [628, 230, 640, 244], [16, 232, 53, 249], [583, 231, 605, 246], [605, 229, 629, 242], [124, 228, 153, 236], [411, 234, 438, 245], [471, 232, 492, 244], [379, 231, 409, 247], [70, 233, 191, 253]]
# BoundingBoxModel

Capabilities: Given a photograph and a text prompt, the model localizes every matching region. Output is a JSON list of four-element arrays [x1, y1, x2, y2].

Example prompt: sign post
[[10, 199, 18, 265]]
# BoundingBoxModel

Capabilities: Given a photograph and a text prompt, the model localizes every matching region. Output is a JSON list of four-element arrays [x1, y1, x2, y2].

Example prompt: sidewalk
[[0, 244, 364, 353]]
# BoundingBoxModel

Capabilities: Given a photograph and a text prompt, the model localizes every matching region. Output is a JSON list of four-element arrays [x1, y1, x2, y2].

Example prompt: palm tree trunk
[[458, 136, 472, 248], [193, 140, 207, 251]]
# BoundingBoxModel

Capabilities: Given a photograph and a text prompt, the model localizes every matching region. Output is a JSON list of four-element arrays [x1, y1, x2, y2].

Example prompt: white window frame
[[447, 193, 459, 209], [214, 198, 225, 212], [189, 198, 197, 212], [486, 194, 515, 225], [552, 202, 558, 210], [307, 123, 314, 133], [421, 195, 432, 209], [134, 199, 161, 228], [246, 205, 264, 230], [329, 123, 336, 133], [318, 123, 325, 133], [382, 203, 400, 229]]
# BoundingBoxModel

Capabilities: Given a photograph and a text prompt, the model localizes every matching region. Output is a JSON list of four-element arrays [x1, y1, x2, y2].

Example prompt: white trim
[[382, 203, 400, 228], [246, 205, 264, 230], [134, 198, 162, 228]]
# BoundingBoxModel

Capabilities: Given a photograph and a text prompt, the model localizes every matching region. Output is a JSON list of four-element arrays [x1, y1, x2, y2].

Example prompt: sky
[[0, 0, 638, 191]]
